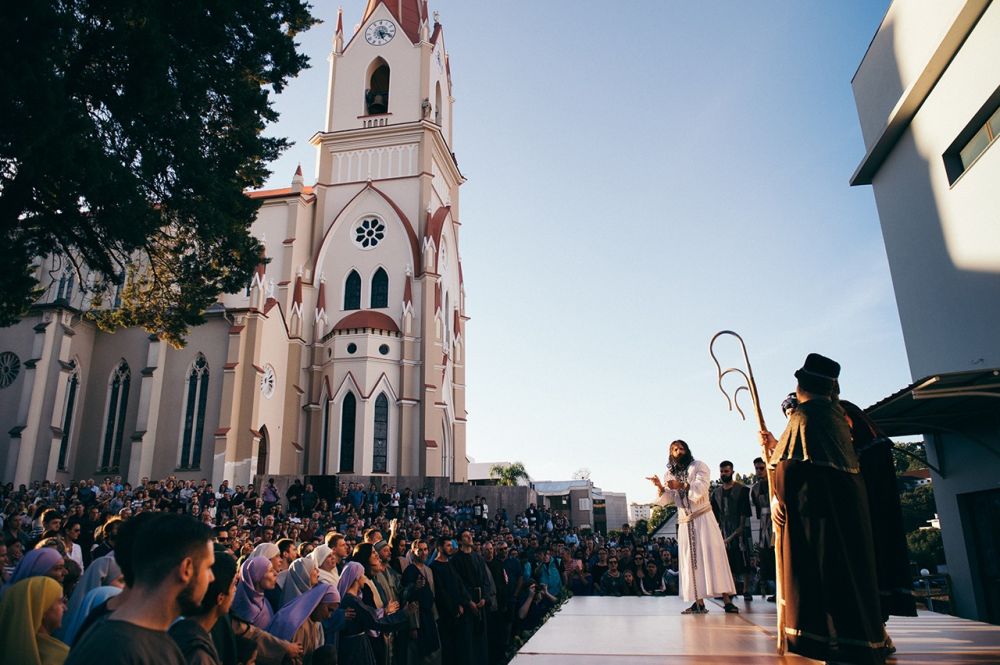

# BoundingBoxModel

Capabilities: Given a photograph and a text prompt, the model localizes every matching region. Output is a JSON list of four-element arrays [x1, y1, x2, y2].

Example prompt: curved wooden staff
[[710, 330, 785, 655]]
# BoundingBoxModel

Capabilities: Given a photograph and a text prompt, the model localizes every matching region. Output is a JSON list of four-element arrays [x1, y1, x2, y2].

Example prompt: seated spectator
[[621, 570, 641, 597], [515, 580, 556, 633], [640, 562, 666, 596], [599, 557, 625, 596]]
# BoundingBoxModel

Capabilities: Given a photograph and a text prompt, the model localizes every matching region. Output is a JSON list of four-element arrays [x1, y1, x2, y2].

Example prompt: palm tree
[[489, 461, 529, 487]]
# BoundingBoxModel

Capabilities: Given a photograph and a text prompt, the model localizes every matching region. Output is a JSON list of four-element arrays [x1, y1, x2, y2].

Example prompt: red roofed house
[[0, 0, 469, 486]]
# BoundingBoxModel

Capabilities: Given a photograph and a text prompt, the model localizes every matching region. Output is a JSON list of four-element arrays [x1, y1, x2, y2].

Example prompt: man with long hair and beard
[[647, 440, 738, 614]]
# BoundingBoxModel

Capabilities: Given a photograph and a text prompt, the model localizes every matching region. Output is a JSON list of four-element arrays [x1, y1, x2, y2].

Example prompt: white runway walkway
[[510, 595, 1000, 664]]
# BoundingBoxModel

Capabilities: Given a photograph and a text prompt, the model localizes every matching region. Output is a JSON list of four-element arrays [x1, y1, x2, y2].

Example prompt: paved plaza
[[511, 596, 1000, 664]]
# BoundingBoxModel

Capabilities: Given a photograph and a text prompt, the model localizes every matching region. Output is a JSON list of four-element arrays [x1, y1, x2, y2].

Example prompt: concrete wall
[[860, 1, 1000, 378], [925, 426, 1000, 621]]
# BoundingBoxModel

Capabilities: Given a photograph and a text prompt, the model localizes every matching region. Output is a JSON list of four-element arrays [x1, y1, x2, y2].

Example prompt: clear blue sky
[[264, 1, 911, 507]]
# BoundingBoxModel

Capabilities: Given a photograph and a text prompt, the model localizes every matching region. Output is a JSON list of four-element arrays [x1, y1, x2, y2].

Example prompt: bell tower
[[308, 0, 468, 481]]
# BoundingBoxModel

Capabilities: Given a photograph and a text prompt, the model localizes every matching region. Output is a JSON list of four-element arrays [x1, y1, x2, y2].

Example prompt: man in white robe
[[648, 439, 738, 614]]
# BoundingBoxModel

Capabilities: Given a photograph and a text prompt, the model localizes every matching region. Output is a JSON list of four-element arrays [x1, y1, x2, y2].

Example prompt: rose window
[[0, 352, 21, 389], [354, 218, 386, 249]]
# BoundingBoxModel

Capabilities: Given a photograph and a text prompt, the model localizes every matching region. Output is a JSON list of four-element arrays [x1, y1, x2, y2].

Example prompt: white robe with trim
[[655, 459, 736, 601]]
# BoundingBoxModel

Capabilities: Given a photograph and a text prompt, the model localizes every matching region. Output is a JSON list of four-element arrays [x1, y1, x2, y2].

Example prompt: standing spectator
[[401, 539, 440, 665], [169, 552, 238, 665], [286, 480, 304, 517], [231, 558, 276, 630], [430, 536, 472, 665], [66, 514, 215, 665], [449, 531, 491, 664], [4, 548, 67, 592], [749, 456, 775, 601], [261, 480, 280, 517]]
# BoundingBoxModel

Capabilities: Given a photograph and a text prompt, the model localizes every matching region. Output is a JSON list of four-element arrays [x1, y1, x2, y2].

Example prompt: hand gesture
[[645, 475, 663, 489], [387, 600, 400, 614], [666, 479, 683, 491], [285, 642, 305, 657]]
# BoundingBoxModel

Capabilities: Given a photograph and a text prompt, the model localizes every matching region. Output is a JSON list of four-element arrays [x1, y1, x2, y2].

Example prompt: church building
[[0, 0, 470, 487]]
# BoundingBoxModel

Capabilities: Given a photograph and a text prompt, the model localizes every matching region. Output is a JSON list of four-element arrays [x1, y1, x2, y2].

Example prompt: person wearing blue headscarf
[[337, 562, 379, 665], [58, 554, 123, 642], [2, 548, 67, 597]]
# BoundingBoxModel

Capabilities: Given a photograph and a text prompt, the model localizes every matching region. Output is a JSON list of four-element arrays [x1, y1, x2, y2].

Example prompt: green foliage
[[0, 1, 318, 346], [892, 441, 929, 473], [899, 484, 937, 533], [906, 528, 945, 569], [633, 519, 648, 537], [648, 505, 675, 533], [489, 461, 530, 487]]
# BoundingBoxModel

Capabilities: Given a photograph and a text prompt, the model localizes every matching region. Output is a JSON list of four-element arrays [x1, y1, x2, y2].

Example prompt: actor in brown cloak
[[761, 353, 889, 665]]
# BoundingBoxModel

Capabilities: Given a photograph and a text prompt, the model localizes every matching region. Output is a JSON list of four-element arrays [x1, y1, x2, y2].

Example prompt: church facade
[[0, 0, 469, 487]]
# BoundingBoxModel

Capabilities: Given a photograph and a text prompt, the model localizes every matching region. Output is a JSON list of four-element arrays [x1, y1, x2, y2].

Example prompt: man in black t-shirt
[[67, 514, 215, 665], [710, 460, 752, 601]]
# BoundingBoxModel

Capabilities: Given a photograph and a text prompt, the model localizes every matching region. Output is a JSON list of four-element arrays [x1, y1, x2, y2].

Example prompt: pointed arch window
[[57, 360, 80, 470], [371, 268, 389, 308], [340, 393, 357, 473], [373, 393, 389, 473], [179, 354, 209, 469], [321, 395, 332, 475], [344, 270, 361, 310], [365, 59, 391, 115], [100, 360, 131, 472], [56, 270, 75, 303], [435, 81, 443, 125]]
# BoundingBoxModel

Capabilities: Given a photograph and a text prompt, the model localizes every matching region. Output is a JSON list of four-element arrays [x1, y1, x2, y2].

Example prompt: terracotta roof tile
[[332, 310, 400, 333]]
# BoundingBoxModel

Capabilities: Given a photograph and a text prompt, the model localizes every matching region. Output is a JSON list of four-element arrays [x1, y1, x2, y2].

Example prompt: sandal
[[682, 603, 707, 614], [724, 602, 740, 613]]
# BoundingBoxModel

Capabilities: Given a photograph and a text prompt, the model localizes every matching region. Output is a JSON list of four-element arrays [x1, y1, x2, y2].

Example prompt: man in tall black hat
[[760, 353, 889, 664]]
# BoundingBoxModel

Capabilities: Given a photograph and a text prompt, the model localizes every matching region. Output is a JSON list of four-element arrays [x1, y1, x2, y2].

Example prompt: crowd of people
[[1, 472, 740, 665]]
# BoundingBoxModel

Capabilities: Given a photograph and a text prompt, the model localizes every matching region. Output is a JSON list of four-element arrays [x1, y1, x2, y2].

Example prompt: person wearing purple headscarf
[[337, 561, 381, 665], [267, 582, 340, 664], [231, 556, 277, 628], [2, 548, 68, 597]]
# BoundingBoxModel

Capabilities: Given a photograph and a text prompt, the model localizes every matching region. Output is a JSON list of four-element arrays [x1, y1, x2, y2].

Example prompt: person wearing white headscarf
[[281, 556, 318, 608], [309, 545, 340, 588], [57, 554, 123, 643]]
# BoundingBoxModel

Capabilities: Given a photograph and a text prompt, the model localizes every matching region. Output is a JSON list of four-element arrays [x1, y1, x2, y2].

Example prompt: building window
[[959, 106, 1000, 171], [179, 354, 209, 469], [321, 397, 331, 475], [373, 393, 389, 473], [0, 352, 20, 389], [100, 360, 131, 472], [365, 59, 390, 115], [58, 360, 80, 470], [371, 268, 389, 308], [56, 270, 75, 303], [344, 270, 361, 310], [945, 96, 1000, 184], [354, 218, 386, 249], [340, 392, 356, 473]]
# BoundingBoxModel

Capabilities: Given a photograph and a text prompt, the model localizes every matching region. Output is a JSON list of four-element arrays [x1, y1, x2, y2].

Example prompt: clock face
[[365, 19, 396, 46], [260, 365, 276, 399]]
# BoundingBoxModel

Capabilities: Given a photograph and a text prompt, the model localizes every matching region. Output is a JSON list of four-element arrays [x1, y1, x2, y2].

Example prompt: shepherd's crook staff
[[709, 330, 786, 655]]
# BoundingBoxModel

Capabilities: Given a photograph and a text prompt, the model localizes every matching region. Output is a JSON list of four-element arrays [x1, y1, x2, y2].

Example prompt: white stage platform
[[510, 596, 1000, 664]]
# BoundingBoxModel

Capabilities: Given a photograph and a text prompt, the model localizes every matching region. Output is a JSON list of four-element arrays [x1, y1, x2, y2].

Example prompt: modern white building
[[0, 0, 470, 488], [851, 0, 1000, 624], [628, 501, 653, 526]]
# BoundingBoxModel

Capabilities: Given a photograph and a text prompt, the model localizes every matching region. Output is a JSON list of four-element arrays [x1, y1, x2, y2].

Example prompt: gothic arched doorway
[[256, 426, 269, 477]]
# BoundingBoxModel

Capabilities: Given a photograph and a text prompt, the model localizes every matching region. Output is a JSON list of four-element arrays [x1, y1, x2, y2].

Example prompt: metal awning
[[865, 368, 1000, 437]]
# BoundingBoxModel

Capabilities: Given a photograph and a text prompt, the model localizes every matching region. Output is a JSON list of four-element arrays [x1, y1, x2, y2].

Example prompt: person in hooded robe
[[281, 556, 319, 607], [0, 576, 70, 665], [58, 554, 124, 644], [2, 548, 68, 597], [760, 353, 889, 665], [400, 539, 440, 665], [268, 582, 340, 664], [171, 553, 239, 665]]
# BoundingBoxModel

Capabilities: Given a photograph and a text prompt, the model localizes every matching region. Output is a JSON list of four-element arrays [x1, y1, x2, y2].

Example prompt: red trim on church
[[332, 310, 401, 333], [247, 185, 315, 200], [362, 0, 426, 44]]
